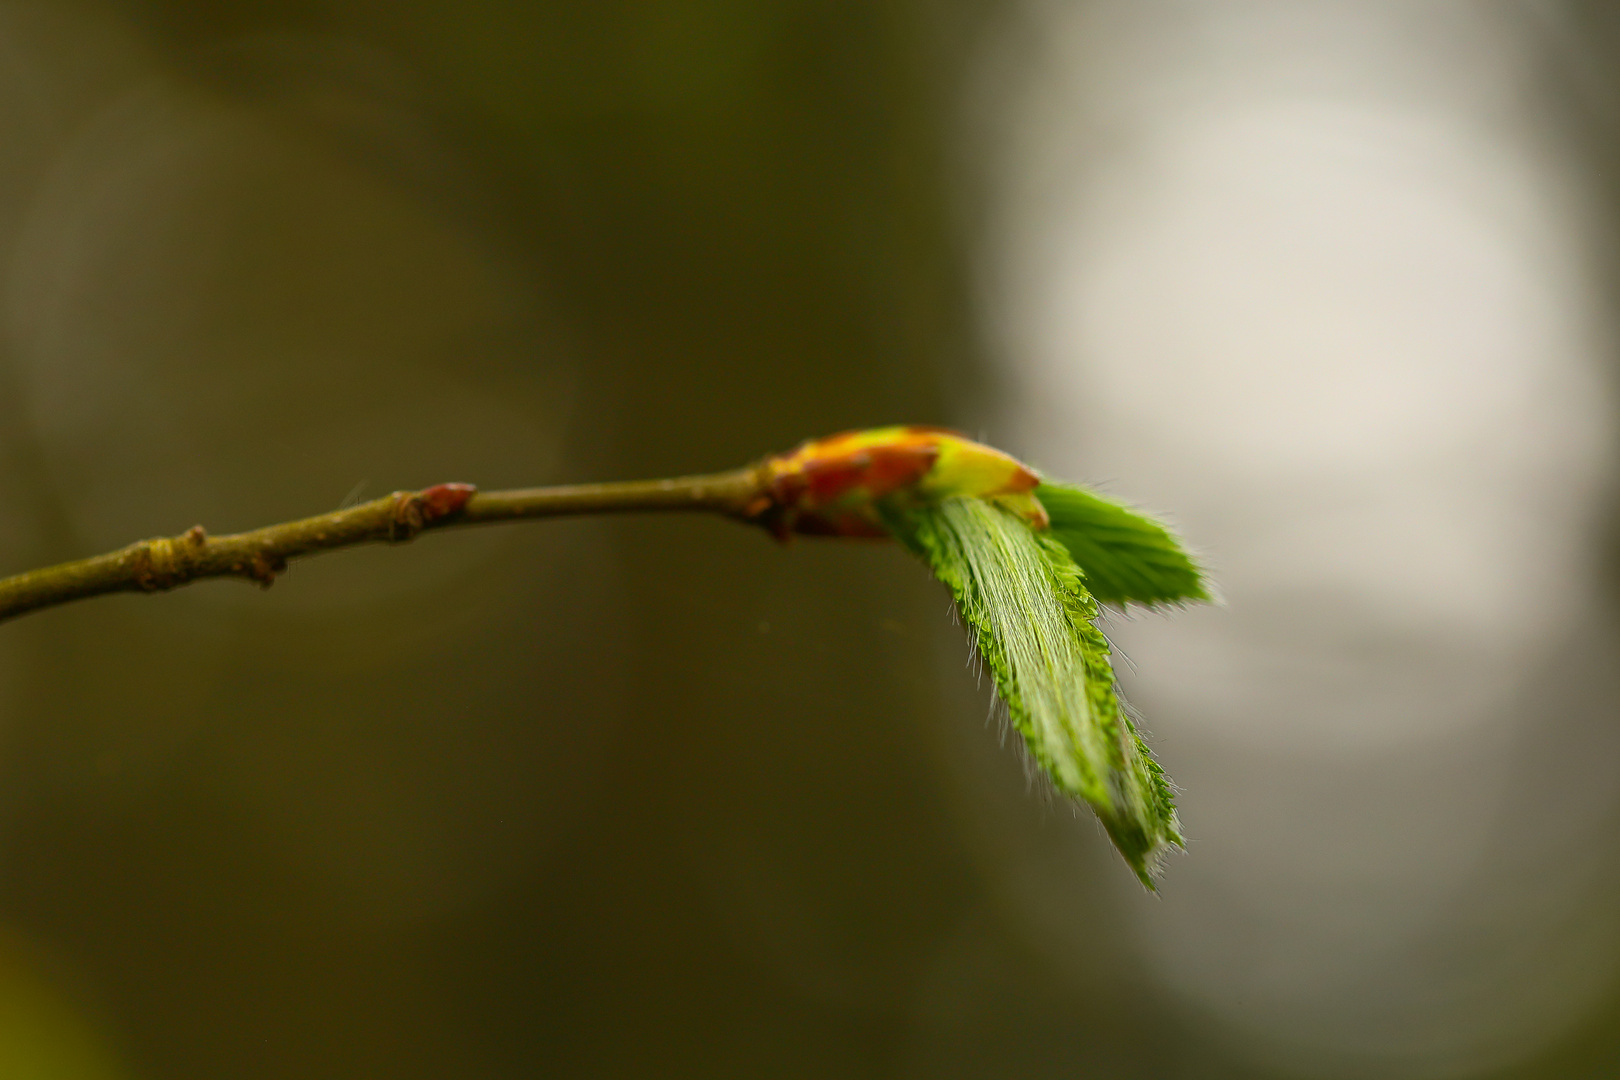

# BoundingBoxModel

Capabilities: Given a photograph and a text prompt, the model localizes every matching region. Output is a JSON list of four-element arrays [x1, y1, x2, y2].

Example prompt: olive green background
[[0, 2, 1616, 1078]]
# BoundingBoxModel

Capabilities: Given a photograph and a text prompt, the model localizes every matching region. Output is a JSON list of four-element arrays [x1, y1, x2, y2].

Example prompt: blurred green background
[[0, 2, 1616, 1078]]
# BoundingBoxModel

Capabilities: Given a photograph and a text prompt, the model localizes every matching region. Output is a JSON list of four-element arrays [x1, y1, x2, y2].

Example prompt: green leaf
[[1035, 481, 1210, 609], [884, 496, 1183, 886]]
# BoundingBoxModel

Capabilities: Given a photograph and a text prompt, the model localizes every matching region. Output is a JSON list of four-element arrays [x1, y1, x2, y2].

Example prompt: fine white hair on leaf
[[885, 495, 1186, 887]]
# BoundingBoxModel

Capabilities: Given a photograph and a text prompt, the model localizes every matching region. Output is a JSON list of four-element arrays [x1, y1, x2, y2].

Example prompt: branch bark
[[0, 467, 769, 624]]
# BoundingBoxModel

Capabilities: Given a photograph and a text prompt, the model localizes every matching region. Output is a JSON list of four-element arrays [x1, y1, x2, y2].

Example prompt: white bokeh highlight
[[980, 2, 1620, 1075]]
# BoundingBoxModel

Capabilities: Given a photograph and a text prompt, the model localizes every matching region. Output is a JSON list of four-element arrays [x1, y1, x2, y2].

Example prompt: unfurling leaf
[[1036, 481, 1210, 608], [885, 497, 1184, 886], [756, 427, 1208, 885]]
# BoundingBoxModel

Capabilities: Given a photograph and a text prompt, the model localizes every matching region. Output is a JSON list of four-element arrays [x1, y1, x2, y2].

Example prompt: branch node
[[248, 551, 286, 589], [133, 525, 209, 592], [388, 491, 424, 542]]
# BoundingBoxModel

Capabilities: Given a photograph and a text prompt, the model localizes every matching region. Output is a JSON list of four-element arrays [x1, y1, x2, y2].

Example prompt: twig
[[0, 467, 769, 624]]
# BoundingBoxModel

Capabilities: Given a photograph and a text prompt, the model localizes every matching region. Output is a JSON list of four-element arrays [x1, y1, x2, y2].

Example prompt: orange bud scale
[[756, 426, 1048, 539]]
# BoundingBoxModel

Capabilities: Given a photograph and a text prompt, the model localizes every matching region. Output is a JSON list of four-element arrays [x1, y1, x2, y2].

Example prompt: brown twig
[[0, 467, 770, 624]]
